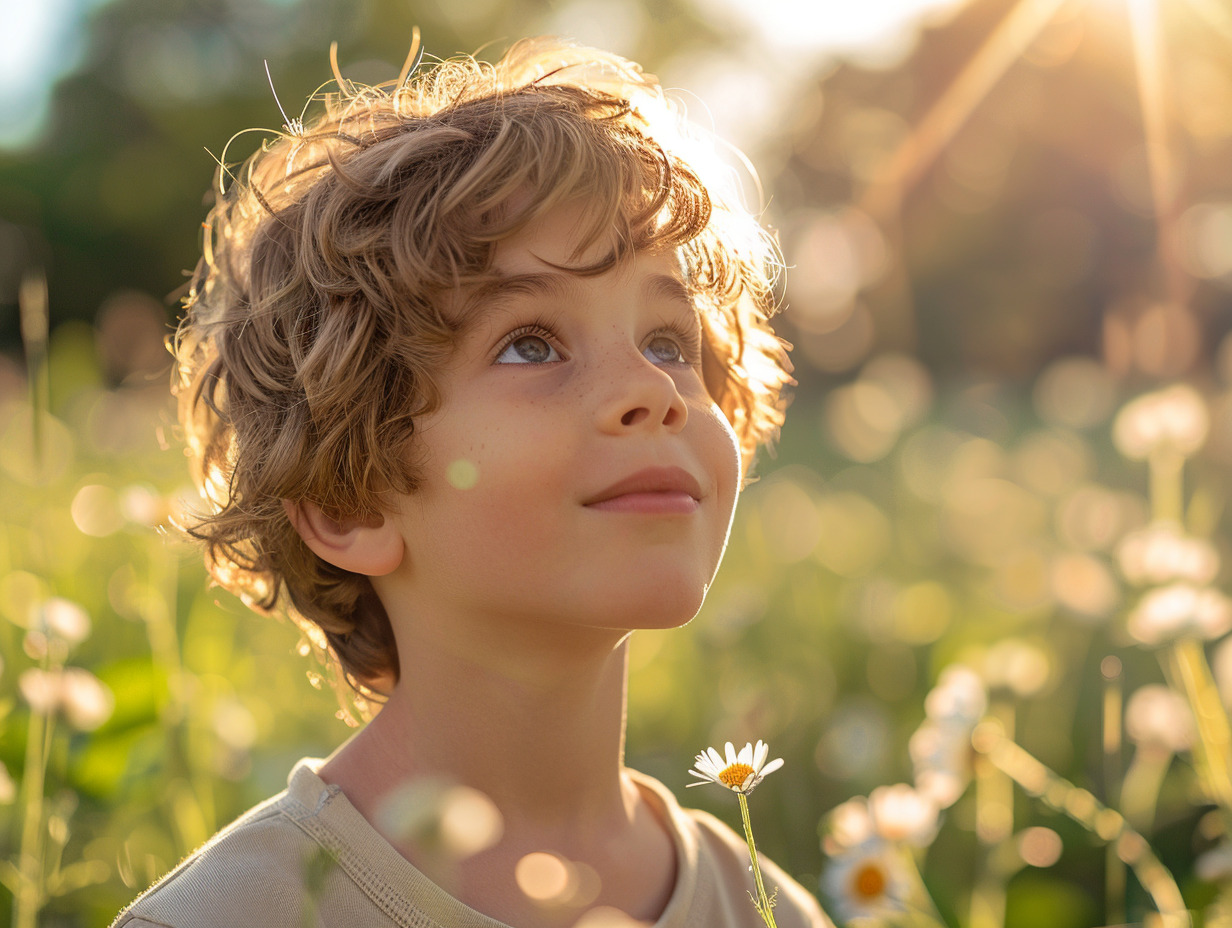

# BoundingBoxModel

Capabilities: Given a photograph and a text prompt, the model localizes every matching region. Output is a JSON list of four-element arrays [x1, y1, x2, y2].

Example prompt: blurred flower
[[825, 787, 939, 851], [1125, 685, 1195, 753], [1117, 522, 1220, 587], [1127, 584, 1232, 646], [19, 668, 61, 714], [687, 740, 783, 794], [822, 840, 911, 922], [35, 598, 91, 647], [61, 668, 114, 730], [911, 667, 987, 808], [981, 639, 1052, 697], [868, 784, 939, 846], [924, 666, 987, 726], [910, 720, 973, 809], [824, 796, 876, 852], [17, 666, 114, 730], [1113, 385, 1209, 460]]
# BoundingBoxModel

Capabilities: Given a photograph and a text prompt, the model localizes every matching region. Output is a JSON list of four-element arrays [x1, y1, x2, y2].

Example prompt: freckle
[[446, 459, 479, 489]]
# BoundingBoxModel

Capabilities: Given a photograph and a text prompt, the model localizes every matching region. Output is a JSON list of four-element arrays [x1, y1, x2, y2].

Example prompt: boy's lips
[[583, 466, 703, 513]]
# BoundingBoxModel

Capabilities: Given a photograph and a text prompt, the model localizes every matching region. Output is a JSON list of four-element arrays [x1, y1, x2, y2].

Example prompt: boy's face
[[378, 203, 743, 636]]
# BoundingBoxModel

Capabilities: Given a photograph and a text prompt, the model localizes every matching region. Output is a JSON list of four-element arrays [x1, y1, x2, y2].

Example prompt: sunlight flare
[[863, 0, 1070, 214]]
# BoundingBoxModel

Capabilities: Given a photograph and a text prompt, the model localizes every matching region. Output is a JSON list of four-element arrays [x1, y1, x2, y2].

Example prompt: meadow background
[[3, 0, 1232, 924]]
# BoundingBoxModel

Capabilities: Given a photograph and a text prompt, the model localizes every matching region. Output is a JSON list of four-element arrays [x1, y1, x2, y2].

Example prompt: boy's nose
[[594, 354, 689, 435]]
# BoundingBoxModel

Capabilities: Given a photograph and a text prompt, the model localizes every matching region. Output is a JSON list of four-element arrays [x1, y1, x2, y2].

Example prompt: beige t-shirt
[[113, 759, 831, 928]]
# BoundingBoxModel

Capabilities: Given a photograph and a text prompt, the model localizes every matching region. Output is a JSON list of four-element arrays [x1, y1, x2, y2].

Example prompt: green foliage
[[1004, 872, 1099, 928]]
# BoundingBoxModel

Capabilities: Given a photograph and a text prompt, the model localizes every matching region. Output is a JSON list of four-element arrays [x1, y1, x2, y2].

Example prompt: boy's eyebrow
[[464, 270, 697, 316], [641, 273, 695, 311], [470, 272, 576, 311]]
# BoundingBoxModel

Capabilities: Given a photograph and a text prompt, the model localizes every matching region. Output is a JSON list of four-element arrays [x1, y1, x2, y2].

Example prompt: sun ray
[[863, 0, 1074, 217], [1128, 0, 1190, 312], [1179, 0, 1232, 41]]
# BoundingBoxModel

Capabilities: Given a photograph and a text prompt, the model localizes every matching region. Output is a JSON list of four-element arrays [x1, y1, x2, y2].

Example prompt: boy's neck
[[320, 621, 636, 826], [316, 627, 678, 926]]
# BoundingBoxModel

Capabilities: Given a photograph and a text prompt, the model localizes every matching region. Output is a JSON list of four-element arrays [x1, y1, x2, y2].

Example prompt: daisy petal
[[738, 742, 753, 766], [753, 740, 769, 771], [707, 747, 724, 769], [760, 757, 784, 777], [725, 742, 738, 765]]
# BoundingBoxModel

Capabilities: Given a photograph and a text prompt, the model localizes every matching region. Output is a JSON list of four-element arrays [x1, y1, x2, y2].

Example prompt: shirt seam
[[282, 793, 443, 928]]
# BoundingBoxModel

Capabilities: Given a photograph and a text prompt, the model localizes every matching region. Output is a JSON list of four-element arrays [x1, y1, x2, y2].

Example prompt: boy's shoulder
[[630, 769, 834, 928], [111, 760, 399, 928]]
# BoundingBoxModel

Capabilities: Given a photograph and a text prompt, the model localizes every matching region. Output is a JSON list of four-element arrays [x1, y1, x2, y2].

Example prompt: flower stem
[[15, 656, 54, 928], [737, 791, 778, 928], [1165, 638, 1232, 812], [972, 720, 1189, 927], [1148, 443, 1184, 524]]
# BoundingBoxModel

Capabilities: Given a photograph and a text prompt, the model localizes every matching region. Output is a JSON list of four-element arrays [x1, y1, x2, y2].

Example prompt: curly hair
[[175, 36, 790, 698]]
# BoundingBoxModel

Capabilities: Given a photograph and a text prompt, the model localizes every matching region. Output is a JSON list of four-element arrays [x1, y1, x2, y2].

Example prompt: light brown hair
[[175, 37, 790, 698]]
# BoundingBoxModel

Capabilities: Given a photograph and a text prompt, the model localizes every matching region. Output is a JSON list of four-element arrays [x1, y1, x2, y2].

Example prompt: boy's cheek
[[702, 400, 743, 488]]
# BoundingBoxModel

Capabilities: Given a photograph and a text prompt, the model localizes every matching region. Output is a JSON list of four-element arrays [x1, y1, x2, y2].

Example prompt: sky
[[0, 0, 113, 148], [0, 0, 970, 150]]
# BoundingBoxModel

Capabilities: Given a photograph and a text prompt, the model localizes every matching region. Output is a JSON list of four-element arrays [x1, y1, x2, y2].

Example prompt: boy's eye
[[495, 334, 561, 364], [643, 335, 687, 365]]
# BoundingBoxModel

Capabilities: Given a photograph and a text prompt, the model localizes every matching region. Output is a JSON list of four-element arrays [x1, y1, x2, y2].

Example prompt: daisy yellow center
[[719, 763, 755, 788], [852, 863, 887, 900]]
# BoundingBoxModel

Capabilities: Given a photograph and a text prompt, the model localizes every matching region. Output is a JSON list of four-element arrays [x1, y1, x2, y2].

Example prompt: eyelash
[[653, 320, 704, 366], [491, 318, 704, 366], [492, 320, 562, 363]]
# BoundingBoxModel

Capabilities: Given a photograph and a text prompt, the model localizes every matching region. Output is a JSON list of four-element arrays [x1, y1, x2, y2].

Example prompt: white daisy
[[910, 666, 987, 808], [1112, 384, 1209, 461], [1117, 522, 1220, 587], [822, 840, 912, 922], [869, 784, 940, 847], [910, 719, 974, 809], [1127, 583, 1232, 646], [924, 666, 986, 726], [687, 740, 784, 794], [824, 796, 876, 852], [1125, 684, 1195, 754]]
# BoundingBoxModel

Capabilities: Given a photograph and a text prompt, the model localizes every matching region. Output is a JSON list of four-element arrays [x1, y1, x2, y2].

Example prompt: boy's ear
[[282, 500, 404, 576]]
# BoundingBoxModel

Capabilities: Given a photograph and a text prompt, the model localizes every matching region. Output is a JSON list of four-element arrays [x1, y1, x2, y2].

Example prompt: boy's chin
[[587, 586, 710, 632]]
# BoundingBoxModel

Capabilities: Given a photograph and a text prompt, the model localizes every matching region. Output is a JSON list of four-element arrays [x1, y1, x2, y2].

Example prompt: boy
[[115, 35, 829, 928]]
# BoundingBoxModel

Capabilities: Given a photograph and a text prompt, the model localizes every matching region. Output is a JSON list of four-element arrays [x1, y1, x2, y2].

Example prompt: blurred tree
[[0, 0, 725, 356]]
